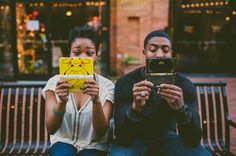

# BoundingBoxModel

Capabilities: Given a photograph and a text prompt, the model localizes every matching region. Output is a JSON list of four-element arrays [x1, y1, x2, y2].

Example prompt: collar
[[140, 67, 146, 80]]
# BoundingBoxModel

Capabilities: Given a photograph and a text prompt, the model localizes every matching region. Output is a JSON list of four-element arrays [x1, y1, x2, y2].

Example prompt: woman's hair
[[68, 25, 99, 54]]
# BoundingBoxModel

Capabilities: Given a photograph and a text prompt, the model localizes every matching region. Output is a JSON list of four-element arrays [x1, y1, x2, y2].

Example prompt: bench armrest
[[226, 114, 236, 128]]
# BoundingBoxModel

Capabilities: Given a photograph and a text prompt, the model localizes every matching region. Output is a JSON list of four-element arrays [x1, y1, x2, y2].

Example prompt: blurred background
[[0, 0, 236, 154], [0, 0, 235, 81]]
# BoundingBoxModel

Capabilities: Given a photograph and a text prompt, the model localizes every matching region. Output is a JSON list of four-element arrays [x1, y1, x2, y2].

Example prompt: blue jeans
[[50, 142, 107, 156], [109, 131, 212, 156]]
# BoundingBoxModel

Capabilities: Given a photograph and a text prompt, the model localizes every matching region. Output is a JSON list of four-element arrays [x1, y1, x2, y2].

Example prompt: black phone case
[[146, 58, 176, 87]]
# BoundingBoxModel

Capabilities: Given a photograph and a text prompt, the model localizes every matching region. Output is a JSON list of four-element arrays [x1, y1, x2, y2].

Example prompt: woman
[[42, 25, 114, 156]]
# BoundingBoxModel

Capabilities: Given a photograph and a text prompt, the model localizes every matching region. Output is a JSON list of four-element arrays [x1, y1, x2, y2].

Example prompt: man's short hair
[[144, 30, 171, 48]]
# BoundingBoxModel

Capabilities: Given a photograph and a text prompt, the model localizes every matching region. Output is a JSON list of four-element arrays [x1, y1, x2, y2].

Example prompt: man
[[110, 30, 211, 156]]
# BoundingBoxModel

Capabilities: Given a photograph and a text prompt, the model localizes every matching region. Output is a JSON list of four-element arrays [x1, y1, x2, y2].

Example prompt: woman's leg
[[49, 142, 77, 156]]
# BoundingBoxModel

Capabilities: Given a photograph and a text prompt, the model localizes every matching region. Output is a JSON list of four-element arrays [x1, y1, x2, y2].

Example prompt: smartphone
[[146, 58, 176, 88]]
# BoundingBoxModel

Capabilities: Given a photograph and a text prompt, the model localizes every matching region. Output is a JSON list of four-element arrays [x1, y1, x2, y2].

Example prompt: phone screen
[[146, 58, 175, 73], [146, 58, 176, 87]]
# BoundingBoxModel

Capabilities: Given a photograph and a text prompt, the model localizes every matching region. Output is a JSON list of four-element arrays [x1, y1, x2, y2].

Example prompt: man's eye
[[148, 45, 157, 52], [162, 46, 171, 53]]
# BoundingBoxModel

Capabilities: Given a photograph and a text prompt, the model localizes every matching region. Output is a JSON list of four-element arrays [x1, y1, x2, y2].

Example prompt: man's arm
[[176, 80, 202, 147], [114, 78, 142, 146], [157, 78, 202, 147]]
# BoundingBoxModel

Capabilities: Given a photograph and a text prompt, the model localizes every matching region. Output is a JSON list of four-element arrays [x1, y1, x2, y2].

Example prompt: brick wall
[[110, 0, 169, 75]]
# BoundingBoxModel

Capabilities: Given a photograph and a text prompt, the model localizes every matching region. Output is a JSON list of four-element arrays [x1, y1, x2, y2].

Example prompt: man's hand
[[157, 84, 184, 110], [132, 80, 153, 112], [55, 80, 71, 105]]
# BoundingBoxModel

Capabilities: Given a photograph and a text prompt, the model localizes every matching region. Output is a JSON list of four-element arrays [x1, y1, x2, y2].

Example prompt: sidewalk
[[187, 74, 236, 153]]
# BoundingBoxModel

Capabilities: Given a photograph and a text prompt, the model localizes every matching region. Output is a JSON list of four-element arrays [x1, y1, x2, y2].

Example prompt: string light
[[95, 2, 99, 6], [41, 27, 45, 32], [100, 2, 106, 6], [39, 2, 44, 7], [86, 2, 90, 6], [232, 11, 236, 15], [66, 11, 72, 16], [225, 16, 230, 21], [181, 1, 230, 11], [18, 3, 23, 8]]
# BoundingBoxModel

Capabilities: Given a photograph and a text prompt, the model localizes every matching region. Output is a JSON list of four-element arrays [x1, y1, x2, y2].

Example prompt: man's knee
[[109, 140, 147, 156], [156, 131, 212, 156]]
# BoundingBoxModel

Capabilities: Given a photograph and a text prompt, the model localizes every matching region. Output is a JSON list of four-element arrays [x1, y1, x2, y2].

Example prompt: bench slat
[[8, 88, 19, 154]]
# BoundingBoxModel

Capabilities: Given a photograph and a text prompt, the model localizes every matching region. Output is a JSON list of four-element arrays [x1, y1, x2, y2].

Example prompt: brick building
[[0, 0, 235, 81], [110, 0, 169, 75]]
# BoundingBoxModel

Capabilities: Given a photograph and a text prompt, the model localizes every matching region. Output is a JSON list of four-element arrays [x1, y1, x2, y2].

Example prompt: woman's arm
[[92, 99, 113, 138], [45, 80, 70, 134], [83, 79, 113, 138]]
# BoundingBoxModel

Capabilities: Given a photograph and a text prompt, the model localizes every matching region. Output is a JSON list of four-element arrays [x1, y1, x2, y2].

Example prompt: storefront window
[[15, 1, 108, 78], [0, 1, 14, 80], [16, 2, 49, 75], [173, 0, 236, 72]]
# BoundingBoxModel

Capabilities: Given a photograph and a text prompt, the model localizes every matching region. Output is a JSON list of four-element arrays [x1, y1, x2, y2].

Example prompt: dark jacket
[[114, 67, 202, 147]]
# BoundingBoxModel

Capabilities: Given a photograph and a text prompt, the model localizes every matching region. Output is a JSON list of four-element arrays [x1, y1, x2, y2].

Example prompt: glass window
[[16, 2, 50, 75], [173, 0, 236, 72], [0, 1, 14, 80], [15, 1, 109, 78]]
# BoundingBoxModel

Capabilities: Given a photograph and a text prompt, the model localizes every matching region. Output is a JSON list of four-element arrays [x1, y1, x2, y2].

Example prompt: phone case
[[59, 57, 94, 92], [146, 58, 176, 87]]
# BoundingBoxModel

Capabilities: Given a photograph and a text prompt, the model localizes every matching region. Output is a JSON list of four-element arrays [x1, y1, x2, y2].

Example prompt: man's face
[[144, 36, 172, 59]]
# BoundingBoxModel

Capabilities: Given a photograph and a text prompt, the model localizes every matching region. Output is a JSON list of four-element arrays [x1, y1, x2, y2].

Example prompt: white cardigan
[[42, 74, 114, 152]]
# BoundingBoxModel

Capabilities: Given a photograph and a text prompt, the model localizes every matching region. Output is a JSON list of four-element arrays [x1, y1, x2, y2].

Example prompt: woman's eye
[[74, 51, 80, 56], [87, 51, 94, 56]]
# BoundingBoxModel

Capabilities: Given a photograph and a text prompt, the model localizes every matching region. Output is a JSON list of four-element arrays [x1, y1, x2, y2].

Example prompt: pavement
[[187, 74, 236, 154]]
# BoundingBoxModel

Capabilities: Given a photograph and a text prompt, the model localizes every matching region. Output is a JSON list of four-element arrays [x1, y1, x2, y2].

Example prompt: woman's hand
[[83, 80, 100, 102], [55, 80, 71, 104]]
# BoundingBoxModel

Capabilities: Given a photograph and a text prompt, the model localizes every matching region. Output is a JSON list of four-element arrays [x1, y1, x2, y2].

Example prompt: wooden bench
[[1, 81, 236, 155], [194, 82, 236, 156], [0, 83, 49, 155]]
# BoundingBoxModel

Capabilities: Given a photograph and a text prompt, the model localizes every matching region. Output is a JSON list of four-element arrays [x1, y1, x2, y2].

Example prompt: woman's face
[[70, 38, 97, 62]]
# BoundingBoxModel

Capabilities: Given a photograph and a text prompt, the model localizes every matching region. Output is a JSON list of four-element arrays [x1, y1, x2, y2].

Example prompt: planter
[[122, 63, 142, 74]]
